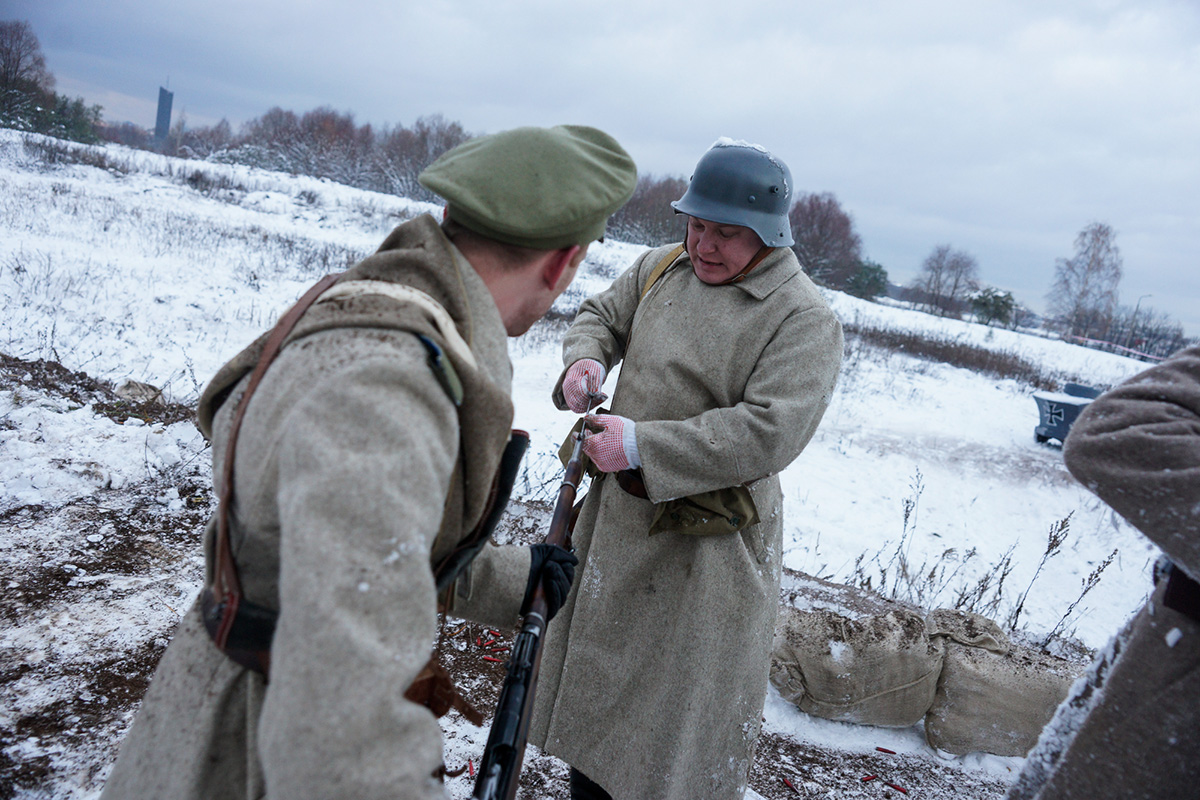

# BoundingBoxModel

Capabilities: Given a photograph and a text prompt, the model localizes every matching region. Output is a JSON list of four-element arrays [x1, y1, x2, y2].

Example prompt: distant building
[[154, 87, 173, 141]]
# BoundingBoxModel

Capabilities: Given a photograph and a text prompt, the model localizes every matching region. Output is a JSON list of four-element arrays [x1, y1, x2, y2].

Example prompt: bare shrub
[[848, 476, 1112, 650], [230, 234, 364, 288], [1040, 548, 1117, 648], [182, 168, 241, 196], [841, 320, 1087, 391], [607, 174, 688, 246], [21, 135, 132, 175], [1006, 514, 1070, 632], [845, 468, 1009, 613]]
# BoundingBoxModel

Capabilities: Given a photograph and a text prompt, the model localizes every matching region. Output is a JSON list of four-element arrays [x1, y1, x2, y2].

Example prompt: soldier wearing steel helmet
[[528, 139, 844, 800], [100, 125, 636, 800]]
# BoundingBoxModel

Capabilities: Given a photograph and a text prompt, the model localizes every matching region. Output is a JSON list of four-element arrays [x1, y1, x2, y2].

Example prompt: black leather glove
[[523, 543, 579, 621]]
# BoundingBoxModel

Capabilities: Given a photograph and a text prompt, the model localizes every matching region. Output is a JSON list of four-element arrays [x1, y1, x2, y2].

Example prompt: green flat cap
[[418, 125, 637, 250]]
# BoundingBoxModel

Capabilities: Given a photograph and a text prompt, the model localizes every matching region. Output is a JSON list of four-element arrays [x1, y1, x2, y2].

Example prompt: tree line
[[156, 107, 472, 206], [3, 18, 1191, 356], [903, 222, 1189, 359]]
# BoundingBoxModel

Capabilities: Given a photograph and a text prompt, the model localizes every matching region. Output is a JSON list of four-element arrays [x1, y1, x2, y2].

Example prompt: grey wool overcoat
[[100, 215, 530, 800], [1008, 344, 1200, 800], [531, 243, 844, 799]]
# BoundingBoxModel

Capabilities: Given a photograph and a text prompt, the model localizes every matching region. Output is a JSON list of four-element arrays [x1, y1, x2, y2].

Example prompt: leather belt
[[614, 468, 648, 499]]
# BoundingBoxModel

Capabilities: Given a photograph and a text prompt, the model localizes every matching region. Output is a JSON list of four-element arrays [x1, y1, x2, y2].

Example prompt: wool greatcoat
[[531, 243, 843, 798], [1007, 344, 1200, 800], [100, 215, 531, 800]]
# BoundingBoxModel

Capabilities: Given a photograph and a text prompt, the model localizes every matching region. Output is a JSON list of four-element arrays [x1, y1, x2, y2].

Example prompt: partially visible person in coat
[[529, 139, 844, 800], [100, 125, 637, 800], [1007, 344, 1200, 800]]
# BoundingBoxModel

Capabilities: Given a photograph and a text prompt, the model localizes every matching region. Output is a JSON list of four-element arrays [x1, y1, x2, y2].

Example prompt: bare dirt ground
[[747, 735, 1011, 799], [1, 356, 207, 799]]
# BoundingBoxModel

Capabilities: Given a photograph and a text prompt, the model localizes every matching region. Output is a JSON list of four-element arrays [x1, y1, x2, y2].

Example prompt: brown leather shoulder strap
[[639, 244, 685, 301], [211, 273, 343, 649]]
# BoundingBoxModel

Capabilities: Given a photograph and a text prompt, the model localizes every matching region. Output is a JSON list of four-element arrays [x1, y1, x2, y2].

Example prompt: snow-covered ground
[[0, 130, 1163, 798]]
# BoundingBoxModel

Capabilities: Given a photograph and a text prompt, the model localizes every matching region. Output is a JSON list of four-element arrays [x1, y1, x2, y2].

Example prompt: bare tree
[[0, 20, 100, 141], [371, 114, 470, 202], [788, 192, 862, 288], [1107, 303, 1186, 360], [0, 20, 53, 93], [296, 106, 373, 185], [231, 107, 302, 171], [177, 118, 233, 158], [1136, 309, 1188, 359], [99, 121, 153, 149], [914, 244, 979, 317], [0, 20, 54, 119], [1047, 222, 1122, 340], [241, 106, 301, 146]]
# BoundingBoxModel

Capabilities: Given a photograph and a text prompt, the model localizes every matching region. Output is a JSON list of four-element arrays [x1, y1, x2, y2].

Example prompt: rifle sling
[[208, 273, 343, 662], [433, 432, 529, 594]]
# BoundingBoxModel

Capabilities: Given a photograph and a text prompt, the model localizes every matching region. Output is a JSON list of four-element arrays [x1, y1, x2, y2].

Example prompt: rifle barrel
[[473, 432, 587, 800]]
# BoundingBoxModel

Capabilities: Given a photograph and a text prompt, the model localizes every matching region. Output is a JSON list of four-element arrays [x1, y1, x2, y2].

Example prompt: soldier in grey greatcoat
[[99, 126, 637, 800], [1007, 344, 1200, 800], [530, 140, 844, 800]]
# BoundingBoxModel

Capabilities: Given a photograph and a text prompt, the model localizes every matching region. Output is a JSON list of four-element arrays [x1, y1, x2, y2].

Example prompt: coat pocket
[[648, 485, 760, 536]]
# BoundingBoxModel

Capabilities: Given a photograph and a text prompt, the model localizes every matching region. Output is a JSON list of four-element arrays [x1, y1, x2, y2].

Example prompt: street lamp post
[[1127, 293, 1152, 351]]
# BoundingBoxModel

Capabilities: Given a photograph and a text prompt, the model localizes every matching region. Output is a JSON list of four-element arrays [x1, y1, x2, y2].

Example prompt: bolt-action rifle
[[473, 432, 587, 800]]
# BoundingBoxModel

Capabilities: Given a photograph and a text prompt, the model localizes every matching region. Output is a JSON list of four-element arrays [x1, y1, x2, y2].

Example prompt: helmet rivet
[[748, 195, 757, 204], [770, 185, 780, 194]]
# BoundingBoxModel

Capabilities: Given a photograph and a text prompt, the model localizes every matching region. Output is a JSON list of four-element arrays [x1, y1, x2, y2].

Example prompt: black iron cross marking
[[1044, 403, 1065, 425]]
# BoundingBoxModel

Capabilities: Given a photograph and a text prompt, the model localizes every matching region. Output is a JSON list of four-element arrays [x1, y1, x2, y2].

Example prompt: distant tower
[[155, 87, 174, 140]]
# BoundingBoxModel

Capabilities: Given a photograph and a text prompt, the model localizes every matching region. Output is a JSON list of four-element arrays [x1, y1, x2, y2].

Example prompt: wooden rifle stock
[[473, 434, 586, 800]]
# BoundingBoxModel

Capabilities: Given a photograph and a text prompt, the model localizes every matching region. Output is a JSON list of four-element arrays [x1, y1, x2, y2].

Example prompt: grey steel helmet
[[670, 139, 795, 247]]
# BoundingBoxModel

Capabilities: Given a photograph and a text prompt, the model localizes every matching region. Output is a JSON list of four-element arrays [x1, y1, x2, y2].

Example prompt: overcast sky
[[11, 0, 1200, 337]]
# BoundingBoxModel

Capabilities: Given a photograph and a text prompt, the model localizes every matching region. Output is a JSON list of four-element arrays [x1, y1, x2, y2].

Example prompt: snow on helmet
[[671, 138, 794, 247]]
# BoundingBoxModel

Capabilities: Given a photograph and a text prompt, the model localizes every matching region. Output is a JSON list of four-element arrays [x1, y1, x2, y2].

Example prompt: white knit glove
[[562, 359, 608, 413], [582, 414, 640, 473]]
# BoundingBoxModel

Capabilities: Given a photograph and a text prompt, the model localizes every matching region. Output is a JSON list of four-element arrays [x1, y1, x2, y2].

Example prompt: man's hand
[[562, 359, 607, 413], [581, 413, 640, 473], [524, 544, 579, 621]]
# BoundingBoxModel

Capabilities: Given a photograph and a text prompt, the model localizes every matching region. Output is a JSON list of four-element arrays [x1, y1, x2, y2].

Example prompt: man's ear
[[542, 244, 582, 290]]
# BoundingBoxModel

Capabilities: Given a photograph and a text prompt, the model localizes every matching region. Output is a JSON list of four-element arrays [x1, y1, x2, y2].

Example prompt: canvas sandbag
[[769, 605, 944, 727], [924, 609, 1083, 757], [925, 608, 1009, 655]]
